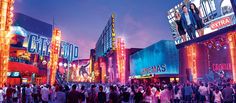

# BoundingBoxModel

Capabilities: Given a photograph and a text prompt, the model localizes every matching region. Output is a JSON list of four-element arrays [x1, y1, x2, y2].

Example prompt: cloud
[[117, 14, 160, 49]]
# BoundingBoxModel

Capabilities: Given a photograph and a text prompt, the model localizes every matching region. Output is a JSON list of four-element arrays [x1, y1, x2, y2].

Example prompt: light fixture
[[42, 60, 47, 65], [59, 62, 63, 67], [64, 63, 67, 68]]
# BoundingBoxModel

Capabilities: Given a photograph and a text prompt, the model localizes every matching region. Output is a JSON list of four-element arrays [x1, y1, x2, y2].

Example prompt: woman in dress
[[190, 3, 205, 37], [174, 11, 187, 42]]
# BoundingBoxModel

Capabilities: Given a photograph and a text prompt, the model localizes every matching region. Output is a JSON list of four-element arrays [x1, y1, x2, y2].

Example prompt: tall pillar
[[48, 28, 61, 85], [228, 31, 236, 82], [0, 0, 14, 87]]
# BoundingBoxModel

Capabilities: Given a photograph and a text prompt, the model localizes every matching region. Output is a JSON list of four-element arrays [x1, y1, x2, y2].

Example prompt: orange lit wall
[[227, 31, 236, 82], [185, 44, 198, 82], [116, 38, 126, 84], [48, 28, 61, 85], [0, 0, 14, 87]]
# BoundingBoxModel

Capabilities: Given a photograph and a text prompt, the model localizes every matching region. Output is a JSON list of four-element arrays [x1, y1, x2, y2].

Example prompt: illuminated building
[[3, 13, 79, 85], [228, 32, 236, 82], [130, 40, 179, 83], [48, 28, 61, 85], [93, 14, 117, 83], [0, 0, 14, 87], [116, 38, 126, 84]]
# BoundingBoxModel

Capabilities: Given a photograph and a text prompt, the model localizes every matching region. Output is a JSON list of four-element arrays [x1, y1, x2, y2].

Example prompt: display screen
[[70, 59, 91, 82], [130, 40, 179, 77], [167, 0, 236, 44]]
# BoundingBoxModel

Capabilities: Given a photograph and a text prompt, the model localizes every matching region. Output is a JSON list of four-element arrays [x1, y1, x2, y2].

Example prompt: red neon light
[[228, 31, 236, 82], [116, 38, 126, 84], [212, 63, 232, 71], [210, 17, 231, 30]]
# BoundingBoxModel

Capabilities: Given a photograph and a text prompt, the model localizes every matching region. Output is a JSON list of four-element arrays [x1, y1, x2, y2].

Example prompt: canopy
[[8, 62, 38, 74]]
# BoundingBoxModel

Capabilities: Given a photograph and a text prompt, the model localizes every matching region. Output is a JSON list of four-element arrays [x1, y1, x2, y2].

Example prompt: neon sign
[[23, 29, 79, 61], [142, 64, 167, 75], [212, 63, 232, 71], [210, 17, 231, 30]]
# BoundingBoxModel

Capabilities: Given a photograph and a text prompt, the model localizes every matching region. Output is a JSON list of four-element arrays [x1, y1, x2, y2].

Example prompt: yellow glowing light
[[0, 0, 15, 87], [227, 32, 236, 82], [48, 28, 61, 85], [116, 38, 126, 84], [186, 45, 197, 82]]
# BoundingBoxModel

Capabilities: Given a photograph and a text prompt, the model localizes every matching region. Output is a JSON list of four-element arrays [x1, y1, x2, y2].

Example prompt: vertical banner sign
[[48, 28, 61, 85], [0, 0, 14, 87]]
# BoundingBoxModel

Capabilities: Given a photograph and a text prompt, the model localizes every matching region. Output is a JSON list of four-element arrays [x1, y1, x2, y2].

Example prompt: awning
[[8, 62, 38, 74]]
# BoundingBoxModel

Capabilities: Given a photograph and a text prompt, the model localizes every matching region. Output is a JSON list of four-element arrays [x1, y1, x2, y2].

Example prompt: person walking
[[213, 87, 223, 103], [183, 83, 193, 103], [143, 86, 153, 103], [198, 83, 208, 103], [32, 84, 38, 103], [6, 85, 14, 103], [98, 85, 106, 103], [55, 85, 66, 103], [25, 84, 32, 103], [109, 85, 119, 103], [134, 86, 143, 103], [67, 84, 80, 103], [41, 85, 49, 103], [87, 85, 97, 103], [222, 83, 234, 103], [79, 85, 87, 103]]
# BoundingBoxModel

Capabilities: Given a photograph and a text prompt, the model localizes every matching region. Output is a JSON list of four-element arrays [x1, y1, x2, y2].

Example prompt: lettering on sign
[[212, 63, 232, 71], [210, 17, 231, 30], [27, 33, 79, 61], [142, 64, 166, 74]]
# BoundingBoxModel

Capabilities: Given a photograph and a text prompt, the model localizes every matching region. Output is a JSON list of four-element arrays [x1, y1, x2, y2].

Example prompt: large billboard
[[167, 0, 236, 44], [130, 40, 179, 77], [95, 14, 116, 59]]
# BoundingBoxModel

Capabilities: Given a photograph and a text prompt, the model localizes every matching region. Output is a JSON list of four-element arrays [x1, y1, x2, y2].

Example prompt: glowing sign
[[210, 17, 231, 30], [142, 64, 167, 74], [11, 26, 79, 61], [212, 63, 232, 71], [130, 40, 179, 76], [116, 38, 126, 84]]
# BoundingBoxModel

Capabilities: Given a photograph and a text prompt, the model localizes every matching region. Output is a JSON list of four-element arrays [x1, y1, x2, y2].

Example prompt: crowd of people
[[0, 80, 236, 103]]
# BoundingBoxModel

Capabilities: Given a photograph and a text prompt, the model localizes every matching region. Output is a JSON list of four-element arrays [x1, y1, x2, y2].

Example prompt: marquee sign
[[210, 17, 232, 30]]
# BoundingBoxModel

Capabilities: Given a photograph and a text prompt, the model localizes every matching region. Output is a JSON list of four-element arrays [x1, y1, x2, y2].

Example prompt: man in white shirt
[[198, 83, 208, 102], [41, 85, 49, 103]]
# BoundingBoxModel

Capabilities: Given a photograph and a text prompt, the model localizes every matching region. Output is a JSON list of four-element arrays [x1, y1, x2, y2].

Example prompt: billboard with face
[[167, 0, 236, 44]]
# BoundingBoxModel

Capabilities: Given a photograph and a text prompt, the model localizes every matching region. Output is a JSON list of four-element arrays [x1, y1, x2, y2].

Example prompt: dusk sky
[[14, 0, 182, 58]]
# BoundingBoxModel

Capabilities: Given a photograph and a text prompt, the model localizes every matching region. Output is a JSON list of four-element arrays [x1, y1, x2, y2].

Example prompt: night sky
[[14, 0, 182, 58]]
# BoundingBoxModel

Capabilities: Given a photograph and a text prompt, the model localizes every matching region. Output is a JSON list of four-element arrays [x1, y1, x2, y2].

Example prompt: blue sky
[[14, 0, 182, 58]]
